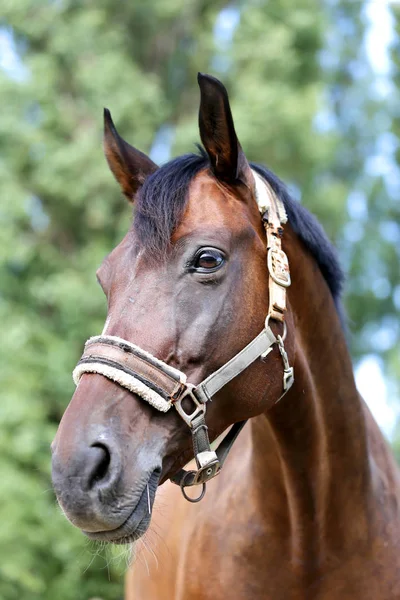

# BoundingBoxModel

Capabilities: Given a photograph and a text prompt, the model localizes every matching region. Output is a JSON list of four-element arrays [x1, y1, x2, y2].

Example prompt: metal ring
[[265, 315, 287, 341], [180, 471, 207, 503]]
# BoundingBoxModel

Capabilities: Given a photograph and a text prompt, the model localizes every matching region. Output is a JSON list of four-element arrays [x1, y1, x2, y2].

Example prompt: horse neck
[[249, 226, 373, 561]]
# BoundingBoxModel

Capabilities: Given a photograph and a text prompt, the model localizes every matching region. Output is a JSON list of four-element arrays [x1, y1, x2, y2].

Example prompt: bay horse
[[52, 74, 400, 599]]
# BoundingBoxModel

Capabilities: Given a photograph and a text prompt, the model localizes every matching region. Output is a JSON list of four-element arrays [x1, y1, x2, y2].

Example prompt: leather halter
[[73, 170, 294, 502]]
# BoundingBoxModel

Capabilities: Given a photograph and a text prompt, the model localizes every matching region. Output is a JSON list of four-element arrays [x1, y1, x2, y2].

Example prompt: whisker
[[141, 532, 159, 571], [136, 538, 150, 577], [82, 546, 99, 575]]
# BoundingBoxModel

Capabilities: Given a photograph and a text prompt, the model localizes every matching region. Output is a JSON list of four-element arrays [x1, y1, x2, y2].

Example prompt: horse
[[51, 73, 400, 599]]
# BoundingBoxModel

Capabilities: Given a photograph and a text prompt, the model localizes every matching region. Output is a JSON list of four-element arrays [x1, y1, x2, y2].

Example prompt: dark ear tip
[[198, 72, 222, 86], [197, 72, 227, 95], [198, 72, 216, 84], [103, 108, 117, 135], [103, 108, 110, 123]]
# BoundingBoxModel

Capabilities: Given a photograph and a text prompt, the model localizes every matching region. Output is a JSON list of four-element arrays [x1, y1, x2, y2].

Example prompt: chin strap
[[170, 419, 246, 502], [72, 170, 294, 502]]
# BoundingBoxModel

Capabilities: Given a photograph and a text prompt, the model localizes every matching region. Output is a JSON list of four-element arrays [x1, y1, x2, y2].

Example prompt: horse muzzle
[[52, 440, 161, 543], [51, 376, 165, 543]]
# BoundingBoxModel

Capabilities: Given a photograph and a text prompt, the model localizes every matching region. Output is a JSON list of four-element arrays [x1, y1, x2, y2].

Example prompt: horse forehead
[[174, 171, 245, 238]]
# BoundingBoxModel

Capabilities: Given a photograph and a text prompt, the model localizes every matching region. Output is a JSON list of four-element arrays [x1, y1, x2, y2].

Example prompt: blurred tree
[[387, 0, 400, 466], [0, 2, 229, 598], [328, 1, 400, 402], [226, 0, 400, 393], [0, 0, 398, 599], [393, 422, 400, 465]]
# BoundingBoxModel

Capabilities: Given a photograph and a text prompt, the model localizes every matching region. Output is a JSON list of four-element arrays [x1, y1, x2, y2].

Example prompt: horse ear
[[103, 108, 158, 202], [197, 73, 250, 184]]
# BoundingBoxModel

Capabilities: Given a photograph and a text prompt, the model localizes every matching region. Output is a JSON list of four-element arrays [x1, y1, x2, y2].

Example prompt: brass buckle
[[267, 246, 291, 288]]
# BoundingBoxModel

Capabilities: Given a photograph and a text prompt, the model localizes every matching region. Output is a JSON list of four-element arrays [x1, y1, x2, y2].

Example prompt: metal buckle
[[277, 334, 294, 392], [173, 384, 221, 500], [267, 246, 291, 288], [179, 452, 220, 502], [194, 451, 220, 482], [172, 383, 206, 428], [264, 314, 287, 339]]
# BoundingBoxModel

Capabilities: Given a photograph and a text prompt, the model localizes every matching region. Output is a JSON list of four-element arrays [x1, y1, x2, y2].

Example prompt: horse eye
[[194, 249, 225, 272]]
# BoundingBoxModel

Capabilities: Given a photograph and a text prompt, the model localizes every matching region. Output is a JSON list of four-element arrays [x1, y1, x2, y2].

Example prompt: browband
[[72, 170, 294, 502]]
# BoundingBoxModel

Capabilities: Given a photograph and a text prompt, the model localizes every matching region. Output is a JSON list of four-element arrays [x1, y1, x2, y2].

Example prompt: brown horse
[[52, 74, 400, 599]]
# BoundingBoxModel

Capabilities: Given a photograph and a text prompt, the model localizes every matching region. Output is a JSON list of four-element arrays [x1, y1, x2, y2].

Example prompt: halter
[[72, 170, 294, 502]]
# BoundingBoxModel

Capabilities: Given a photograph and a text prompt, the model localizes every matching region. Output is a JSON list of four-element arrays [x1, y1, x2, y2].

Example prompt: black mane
[[134, 152, 344, 315]]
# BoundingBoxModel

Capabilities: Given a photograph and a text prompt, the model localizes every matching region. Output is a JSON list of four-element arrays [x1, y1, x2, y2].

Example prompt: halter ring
[[180, 471, 207, 503], [265, 315, 287, 341]]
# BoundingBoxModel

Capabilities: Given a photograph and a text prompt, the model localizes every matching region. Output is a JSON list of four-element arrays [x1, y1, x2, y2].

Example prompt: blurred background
[[1, 0, 399, 598]]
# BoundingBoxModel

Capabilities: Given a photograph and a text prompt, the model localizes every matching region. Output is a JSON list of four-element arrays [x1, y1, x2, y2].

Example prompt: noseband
[[72, 171, 294, 502]]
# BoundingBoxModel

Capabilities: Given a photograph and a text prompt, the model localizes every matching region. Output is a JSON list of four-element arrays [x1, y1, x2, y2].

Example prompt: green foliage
[[0, 1, 399, 598], [0, 2, 225, 597]]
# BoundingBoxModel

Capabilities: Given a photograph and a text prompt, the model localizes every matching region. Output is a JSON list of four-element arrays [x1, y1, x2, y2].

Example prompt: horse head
[[51, 74, 294, 544]]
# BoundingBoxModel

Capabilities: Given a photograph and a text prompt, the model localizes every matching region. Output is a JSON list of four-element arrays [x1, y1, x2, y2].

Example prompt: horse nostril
[[88, 443, 111, 490]]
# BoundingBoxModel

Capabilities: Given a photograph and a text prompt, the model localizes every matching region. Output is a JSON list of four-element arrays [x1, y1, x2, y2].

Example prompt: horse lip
[[82, 468, 160, 544]]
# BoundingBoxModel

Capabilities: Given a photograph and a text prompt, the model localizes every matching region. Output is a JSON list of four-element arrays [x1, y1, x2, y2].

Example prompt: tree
[[0, 1, 398, 598], [0, 2, 227, 597]]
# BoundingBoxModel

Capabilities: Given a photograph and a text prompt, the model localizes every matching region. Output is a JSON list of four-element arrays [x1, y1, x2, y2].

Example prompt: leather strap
[[76, 340, 184, 400], [195, 325, 277, 404], [170, 420, 246, 488], [83, 335, 185, 382], [252, 168, 290, 322]]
